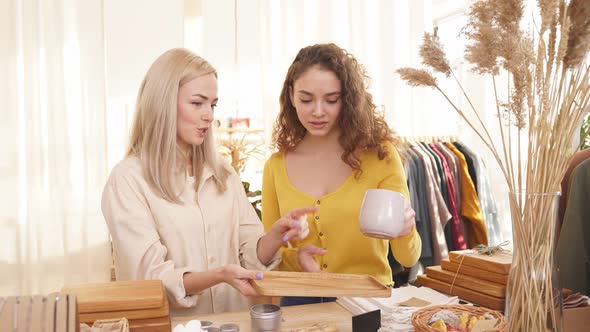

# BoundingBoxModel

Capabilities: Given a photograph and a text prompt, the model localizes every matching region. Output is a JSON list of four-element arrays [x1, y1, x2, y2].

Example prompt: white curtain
[[193, 0, 511, 236], [194, 0, 473, 197], [0, 0, 111, 295], [195, 0, 465, 139]]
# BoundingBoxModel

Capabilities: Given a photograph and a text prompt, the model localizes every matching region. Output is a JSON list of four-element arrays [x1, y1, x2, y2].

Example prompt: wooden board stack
[[417, 250, 512, 311], [0, 293, 78, 332], [62, 280, 171, 332]]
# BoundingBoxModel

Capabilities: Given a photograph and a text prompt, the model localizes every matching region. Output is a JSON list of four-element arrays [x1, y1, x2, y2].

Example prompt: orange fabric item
[[445, 143, 488, 247]]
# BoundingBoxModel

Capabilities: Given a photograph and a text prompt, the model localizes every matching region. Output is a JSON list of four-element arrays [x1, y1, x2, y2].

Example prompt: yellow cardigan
[[261, 142, 422, 286]]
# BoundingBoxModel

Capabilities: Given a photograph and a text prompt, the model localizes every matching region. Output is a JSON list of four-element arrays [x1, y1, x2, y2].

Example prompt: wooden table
[[172, 302, 353, 331]]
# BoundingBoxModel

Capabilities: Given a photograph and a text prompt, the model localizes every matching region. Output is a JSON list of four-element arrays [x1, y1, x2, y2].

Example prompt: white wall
[[103, 0, 184, 167]]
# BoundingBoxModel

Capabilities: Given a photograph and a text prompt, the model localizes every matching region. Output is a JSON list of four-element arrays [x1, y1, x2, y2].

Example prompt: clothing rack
[[399, 135, 460, 144], [398, 138, 503, 269]]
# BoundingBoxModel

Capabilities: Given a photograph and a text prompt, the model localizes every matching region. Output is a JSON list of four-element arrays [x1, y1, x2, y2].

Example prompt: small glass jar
[[219, 323, 240, 332], [200, 321, 213, 330], [250, 304, 282, 332]]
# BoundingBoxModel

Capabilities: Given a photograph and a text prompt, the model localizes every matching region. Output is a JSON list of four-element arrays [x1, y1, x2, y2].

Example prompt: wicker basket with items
[[411, 304, 506, 332]]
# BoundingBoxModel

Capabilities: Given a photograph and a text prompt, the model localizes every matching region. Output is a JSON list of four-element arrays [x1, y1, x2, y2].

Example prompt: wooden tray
[[417, 275, 505, 311], [441, 259, 508, 285], [79, 295, 169, 323], [449, 250, 512, 275], [425, 266, 506, 298], [129, 316, 171, 332], [250, 271, 391, 298], [62, 280, 165, 313]]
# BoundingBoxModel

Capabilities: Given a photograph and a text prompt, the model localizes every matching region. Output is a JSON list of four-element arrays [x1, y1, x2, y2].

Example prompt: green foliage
[[242, 181, 262, 219], [581, 113, 590, 150]]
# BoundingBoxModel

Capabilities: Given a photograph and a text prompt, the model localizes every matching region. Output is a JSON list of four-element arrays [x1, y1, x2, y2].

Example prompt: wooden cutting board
[[425, 266, 506, 298], [62, 280, 165, 313], [441, 259, 508, 285], [79, 295, 169, 323], [449, 250, 512, 275], [250, 271, 391, 298], [417, 275, 505, 311], [129, 316, 171, 332]]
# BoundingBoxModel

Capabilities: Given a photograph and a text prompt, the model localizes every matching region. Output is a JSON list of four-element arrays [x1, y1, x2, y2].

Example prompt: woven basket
[[411, 304, 507, 332]]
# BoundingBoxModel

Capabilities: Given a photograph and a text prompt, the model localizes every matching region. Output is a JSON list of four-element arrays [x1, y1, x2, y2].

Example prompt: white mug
[[359, 189, 405, 239]]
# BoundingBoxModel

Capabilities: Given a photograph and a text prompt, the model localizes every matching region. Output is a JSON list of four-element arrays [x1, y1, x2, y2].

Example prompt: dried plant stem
[[510, 62, 590, 332], [450, 70, 498, 147], [508, 192, 560, 332], [398, 1, 590, 327], [518, 125, 522, 192], [449, 70, 520, 190], [492, 75, 516, 192], [433, 85, 513, 186]]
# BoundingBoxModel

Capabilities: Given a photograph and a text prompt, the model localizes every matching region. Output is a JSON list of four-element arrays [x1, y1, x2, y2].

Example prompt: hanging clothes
[[401, 138, 494, 268], [454, 142, 479, 195], [435, 143, 469, 246], [410, 144, 450, 264], [430, 143, 466, 250], [453, 143, 501, 245], [422, 143, 449, 206], [421, 143, 454, 251], [557, 158, 590, 295], [558, 148, 590, 237], [445, 143, 488, 247], [404, 149, 434, 266]]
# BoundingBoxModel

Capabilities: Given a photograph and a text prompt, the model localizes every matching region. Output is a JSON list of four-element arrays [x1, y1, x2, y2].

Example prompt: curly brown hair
[[273, 43, 400, 172]]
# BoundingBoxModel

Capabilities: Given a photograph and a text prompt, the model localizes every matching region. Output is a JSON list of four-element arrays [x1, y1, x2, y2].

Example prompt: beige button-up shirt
[[101, 157, 280, 317]]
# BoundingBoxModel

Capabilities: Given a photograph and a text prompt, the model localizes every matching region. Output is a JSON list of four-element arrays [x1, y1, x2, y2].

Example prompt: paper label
[[397, 297, 431, 307]]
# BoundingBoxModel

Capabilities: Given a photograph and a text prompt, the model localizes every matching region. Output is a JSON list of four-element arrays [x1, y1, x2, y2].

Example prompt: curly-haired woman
[[262, 43, 422, 306]]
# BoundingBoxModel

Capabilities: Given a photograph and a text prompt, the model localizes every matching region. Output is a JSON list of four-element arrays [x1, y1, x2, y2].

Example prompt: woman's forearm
[[182, 267, 226, 295], [256, 233, 284, 266]]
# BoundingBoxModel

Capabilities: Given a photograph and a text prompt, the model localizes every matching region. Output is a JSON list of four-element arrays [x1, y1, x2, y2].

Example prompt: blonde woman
[[102, 48, 314, 316]]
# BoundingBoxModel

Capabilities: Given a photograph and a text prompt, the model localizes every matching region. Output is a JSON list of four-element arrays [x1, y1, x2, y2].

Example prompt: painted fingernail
[[283, 235, 289, 242], [291, 221, 300, 227], [256, 272, 263, 280]]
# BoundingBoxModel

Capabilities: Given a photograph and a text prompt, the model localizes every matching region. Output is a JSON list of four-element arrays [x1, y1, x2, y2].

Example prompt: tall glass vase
[[505, 192, 563, 332]]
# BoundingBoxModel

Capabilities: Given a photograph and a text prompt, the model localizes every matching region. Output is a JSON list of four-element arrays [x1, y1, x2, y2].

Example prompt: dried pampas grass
[[419, 31, 451, 76], [396, 68, 437, 87], [564, 0, 590, 68], [397, 0, 590, 331]]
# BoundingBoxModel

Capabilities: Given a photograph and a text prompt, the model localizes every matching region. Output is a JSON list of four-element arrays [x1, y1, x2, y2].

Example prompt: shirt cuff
[[239, 236, 281, 271], [161, 267, 200, 308]]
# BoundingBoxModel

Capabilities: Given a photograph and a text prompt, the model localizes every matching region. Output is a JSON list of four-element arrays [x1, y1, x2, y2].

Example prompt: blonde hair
[[127, 48, 230, 203]]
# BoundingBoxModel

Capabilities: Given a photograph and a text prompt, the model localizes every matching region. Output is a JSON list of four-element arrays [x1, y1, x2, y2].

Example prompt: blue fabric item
[[405, 149, 433, 265], [280, 296, 337, 307]]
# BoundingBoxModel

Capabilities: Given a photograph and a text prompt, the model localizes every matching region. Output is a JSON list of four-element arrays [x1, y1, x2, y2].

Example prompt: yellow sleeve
[[261, 154, 301, 272], [377, 143, 410, 198], [378, 143, 422, 268], [261, 155, 280, 232]]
